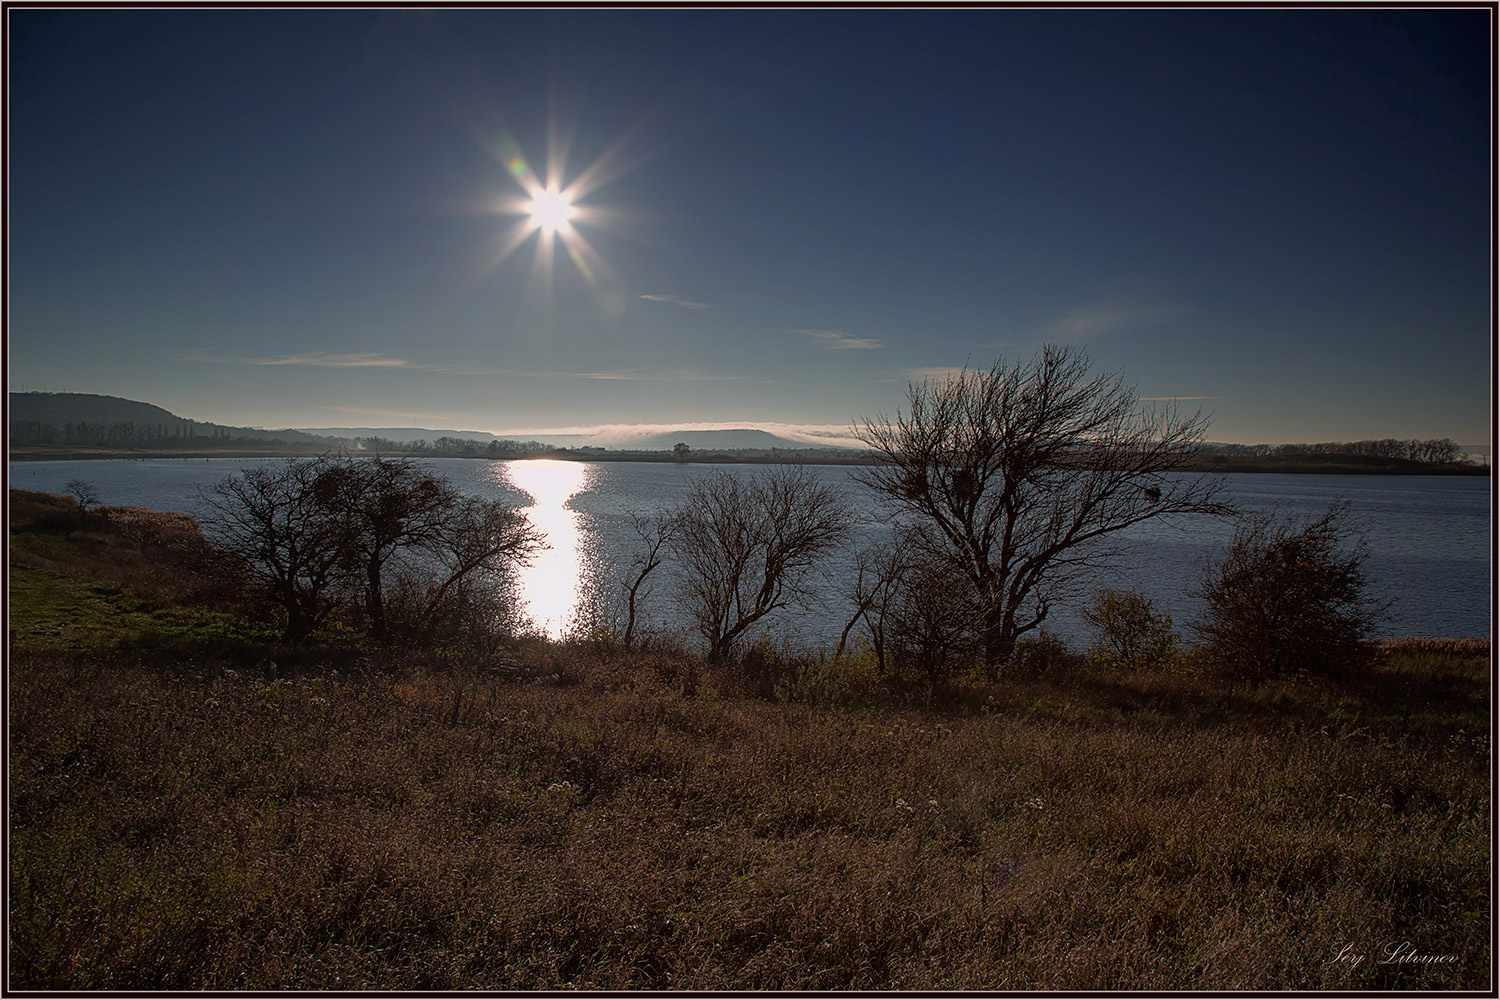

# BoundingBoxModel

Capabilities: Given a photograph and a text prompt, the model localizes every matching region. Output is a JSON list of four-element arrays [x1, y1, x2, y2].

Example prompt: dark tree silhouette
[[313, 458, 463, 641], [392, 494, 543, 645], [65, 479, 100, 512], [856, 344, 1229, 673], [200, 458, 348, 641], [201, 457, 541, 644]]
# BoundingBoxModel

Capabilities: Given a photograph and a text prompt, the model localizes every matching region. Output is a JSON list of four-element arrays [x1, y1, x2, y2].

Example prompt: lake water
[[8, 457, 1492, 645]]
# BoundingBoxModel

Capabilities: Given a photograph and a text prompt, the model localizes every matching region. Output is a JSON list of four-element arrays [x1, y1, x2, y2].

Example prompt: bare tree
[[200, 457, 349, 642], [835, 528, 917, 671], [312, 458, 463, 640], [621, 510, 677, 650], [64, 479, 100, 512], [672, 465, 852, 661], [201, 457, 541, 645], [1419, 438, 1462, 464], [390, 495, 544, 644], [836, 539, 901, 662], [855, 344, 1229, 673]]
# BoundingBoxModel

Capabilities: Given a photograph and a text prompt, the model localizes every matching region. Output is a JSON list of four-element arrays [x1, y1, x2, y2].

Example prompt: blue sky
[[8, 9, 1491, 447]]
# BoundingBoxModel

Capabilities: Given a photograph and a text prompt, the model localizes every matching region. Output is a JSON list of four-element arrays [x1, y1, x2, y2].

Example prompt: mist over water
[[9, 458, 1491, 645]]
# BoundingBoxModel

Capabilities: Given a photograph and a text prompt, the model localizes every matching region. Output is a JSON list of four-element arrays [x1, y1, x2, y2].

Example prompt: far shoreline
[[4, 446, 1489, 475]]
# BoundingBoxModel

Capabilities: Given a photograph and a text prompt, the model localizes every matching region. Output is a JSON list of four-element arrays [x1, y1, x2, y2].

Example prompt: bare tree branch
[[622, 509, 677, 650]]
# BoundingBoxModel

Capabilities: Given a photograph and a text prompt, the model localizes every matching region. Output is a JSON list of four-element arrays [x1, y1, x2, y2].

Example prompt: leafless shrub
[[835, 530, 914, 672], [885, 540, 983, 686], [1194, 501, 1389, 686]]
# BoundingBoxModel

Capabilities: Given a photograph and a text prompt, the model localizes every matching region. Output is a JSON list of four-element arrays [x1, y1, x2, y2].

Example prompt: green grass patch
[[8, 562, 275, 652]]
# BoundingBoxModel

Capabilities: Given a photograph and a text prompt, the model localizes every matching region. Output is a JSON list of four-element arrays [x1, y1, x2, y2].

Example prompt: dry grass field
[[7, 490, 1490, 990]]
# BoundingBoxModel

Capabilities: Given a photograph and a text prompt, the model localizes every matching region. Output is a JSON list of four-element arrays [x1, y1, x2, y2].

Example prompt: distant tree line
[[7, 421, 558, 457], [9, 419, 242, 447], [1198, 438, 1466, 463], [366, 437, 554, 458]]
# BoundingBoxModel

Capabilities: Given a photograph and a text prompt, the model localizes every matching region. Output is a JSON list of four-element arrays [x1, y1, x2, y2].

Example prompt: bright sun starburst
[[474, 118, 648, 314], [527, 189, 575, 234]]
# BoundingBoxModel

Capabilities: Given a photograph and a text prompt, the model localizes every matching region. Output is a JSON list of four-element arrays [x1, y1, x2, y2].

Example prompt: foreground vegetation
[[7, 489, 1492, 990]]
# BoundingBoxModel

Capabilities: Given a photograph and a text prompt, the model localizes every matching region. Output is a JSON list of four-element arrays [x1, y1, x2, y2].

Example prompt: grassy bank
[[7, 491, 1491, 990]]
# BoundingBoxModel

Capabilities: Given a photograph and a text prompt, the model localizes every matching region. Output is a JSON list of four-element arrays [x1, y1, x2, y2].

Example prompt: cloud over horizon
[[481, 419, 869, 451], [311, 404, 452, 420]]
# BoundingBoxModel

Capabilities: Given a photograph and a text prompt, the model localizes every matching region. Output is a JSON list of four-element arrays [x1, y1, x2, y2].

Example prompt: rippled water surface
[[9, 458, 1491, 643]]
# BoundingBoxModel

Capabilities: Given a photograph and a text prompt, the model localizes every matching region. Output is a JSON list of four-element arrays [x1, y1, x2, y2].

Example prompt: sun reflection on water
[[500, 460, 595, 638]]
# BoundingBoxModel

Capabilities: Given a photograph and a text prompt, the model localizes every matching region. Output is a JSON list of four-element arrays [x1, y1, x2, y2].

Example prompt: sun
[[475, 123, 646, 309], [527, 189, 575, 234]]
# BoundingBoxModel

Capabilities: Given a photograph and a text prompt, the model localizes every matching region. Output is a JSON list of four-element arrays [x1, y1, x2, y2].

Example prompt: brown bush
[[1195, 501, 1388, 685]]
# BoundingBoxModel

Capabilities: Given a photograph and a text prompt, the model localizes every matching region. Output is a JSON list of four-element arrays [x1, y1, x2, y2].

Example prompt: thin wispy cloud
[[452, 367, 739, 382], [261, 352, 413, 368], [1053, 305, 1194, 340], [182, 350, 413, 368], [796, 329, 883, 350], [580, 369, 735, 381], [183, 350, 735, 382], [640, 292, 712, 310]]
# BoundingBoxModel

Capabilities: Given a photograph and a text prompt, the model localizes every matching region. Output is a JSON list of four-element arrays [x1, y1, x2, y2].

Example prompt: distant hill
[[9, 392, 332, 444], [7, 395, 850, 454], [607, 429, 831, 452], [11, 392, 190, 428]]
